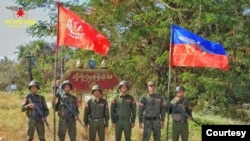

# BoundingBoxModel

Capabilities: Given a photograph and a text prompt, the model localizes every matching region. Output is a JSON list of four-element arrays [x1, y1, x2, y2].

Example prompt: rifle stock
[[28, 94, 51, 132], [76, 116, 85, 127], [57, 94, 85, 127], [167, 101, 201, 126], [189, 117, 202, 126], [43, 118, 52, 132]]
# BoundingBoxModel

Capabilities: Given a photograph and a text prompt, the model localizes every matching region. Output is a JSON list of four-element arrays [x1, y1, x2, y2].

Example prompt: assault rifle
[[28, 94, 51, 132], [56, 94, 85, 127], [167, 101, 201, 126]]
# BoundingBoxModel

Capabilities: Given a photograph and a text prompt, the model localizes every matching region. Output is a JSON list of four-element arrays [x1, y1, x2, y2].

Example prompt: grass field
[[0, 92, 248, 141]]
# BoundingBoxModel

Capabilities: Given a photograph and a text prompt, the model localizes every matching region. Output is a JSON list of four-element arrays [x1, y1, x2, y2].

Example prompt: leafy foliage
[[8, 0, 250, 121]]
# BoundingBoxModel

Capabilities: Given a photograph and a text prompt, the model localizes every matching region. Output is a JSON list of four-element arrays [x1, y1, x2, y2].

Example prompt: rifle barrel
[[43, 118, 52, 132], [28, 95, 51, 132], [57, 94, 84, 128], [168, 102, 201, 126], [77, 117, 85, 127]]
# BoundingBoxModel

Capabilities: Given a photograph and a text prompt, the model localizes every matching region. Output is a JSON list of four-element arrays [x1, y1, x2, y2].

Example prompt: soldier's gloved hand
[[139, 123, 143, 129], [27, 103, 35, 109]]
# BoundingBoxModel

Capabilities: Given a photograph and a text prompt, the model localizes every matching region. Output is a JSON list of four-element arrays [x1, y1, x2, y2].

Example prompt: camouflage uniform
[[138, 81, 166, 141], [111, 94, 136, 141], [168, 86, 192, 141], [21, 81, 49, 141], [54, 93, 79, 141]]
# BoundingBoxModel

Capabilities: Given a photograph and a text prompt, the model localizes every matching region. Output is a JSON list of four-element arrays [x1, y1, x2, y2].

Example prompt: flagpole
[[166, 23, 173, 141], [53, 47, 58, 141], [52, 1, 60, 141]]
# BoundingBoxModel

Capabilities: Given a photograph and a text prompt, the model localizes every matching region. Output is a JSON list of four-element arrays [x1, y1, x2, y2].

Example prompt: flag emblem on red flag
[[170, 24, 229, 70], [57, 3, 110, 56]]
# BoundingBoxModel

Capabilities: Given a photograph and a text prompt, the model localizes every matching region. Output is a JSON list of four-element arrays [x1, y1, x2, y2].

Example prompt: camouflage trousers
[[26, 117, 45, 141], [142, 119, 161, 141], [172, 120, 189, 141], [58, 117, 77, 141]]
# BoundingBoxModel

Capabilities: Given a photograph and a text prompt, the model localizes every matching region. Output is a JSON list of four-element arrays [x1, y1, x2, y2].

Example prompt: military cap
[[147, 81, 156, 86]]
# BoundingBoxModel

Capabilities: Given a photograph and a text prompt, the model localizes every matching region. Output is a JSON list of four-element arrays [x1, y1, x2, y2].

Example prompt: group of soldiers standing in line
[[21, 79, 192, 141]]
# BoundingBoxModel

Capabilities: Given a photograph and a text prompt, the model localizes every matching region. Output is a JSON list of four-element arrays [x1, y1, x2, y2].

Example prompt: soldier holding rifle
[[21, 80, 49, 141], [52, 80, 80, 141], [167, 85, 192, 141]]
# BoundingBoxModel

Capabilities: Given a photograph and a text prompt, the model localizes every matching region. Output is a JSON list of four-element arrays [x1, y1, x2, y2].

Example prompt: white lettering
[[206, 129, 213, 136], [241, 131, 246, 138], [205, 129, 246, 138]]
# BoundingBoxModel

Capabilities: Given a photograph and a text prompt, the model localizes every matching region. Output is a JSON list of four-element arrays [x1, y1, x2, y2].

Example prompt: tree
[[0, 57, 18, 91], [15, 40, 55, 88], [13, 0, 250, 119]]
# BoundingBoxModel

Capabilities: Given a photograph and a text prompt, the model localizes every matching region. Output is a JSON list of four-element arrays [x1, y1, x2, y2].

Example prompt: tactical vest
[[171, 98, 186, 121], [58, 94, 78, 118], [25, 94, 43, 117], [143, 94, 162, 117]]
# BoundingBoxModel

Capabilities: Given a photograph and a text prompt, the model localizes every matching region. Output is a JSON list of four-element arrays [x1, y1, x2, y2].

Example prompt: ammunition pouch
[[58, 105, 66, 117], [172, 113, 181, 121], [172, 103, 185, 122], [26, 109, 35, 117]]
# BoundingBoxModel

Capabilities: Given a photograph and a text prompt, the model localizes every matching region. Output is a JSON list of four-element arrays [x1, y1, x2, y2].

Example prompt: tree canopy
[[5, 0, 250, 120]]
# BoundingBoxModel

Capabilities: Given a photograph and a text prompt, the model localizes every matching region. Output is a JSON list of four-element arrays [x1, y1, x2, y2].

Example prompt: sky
[[0, 0, 87, 61]]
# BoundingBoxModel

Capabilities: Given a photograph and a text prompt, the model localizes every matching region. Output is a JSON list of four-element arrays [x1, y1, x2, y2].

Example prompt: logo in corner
[[6, 6, 35, 19]]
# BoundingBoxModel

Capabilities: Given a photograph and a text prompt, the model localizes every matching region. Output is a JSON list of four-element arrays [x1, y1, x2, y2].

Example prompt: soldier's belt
[[118, 117, 130, 119], [145, 116, 160, 121], [90, 118, 104, 122]]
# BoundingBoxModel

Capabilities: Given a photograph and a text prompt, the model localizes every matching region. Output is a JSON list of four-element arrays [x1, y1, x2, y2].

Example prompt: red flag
[[170, 24, 228, 70], [57, 3, 110, 56]]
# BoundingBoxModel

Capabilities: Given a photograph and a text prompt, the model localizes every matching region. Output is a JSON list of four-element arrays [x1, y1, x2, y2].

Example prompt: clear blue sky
[[0, 0, 87, 61]]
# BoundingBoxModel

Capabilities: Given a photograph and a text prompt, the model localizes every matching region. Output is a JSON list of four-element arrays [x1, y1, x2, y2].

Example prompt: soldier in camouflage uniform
[[84, 85, 109, 141], [52, 80, 80, 141], [138, 81, 166, 141], [168, 85, 192, 141], [110, 80, 137, 141], [21, 80, 49, 141]]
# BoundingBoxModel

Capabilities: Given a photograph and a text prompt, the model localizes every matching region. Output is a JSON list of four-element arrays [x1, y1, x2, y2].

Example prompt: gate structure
[[60, 68, 120, 105]]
